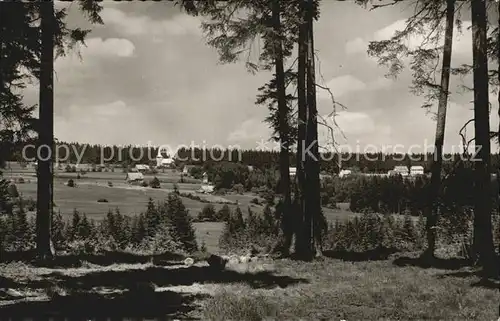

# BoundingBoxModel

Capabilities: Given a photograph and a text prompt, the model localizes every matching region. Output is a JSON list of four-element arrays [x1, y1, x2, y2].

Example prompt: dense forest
[[10, 141, 500, 174]]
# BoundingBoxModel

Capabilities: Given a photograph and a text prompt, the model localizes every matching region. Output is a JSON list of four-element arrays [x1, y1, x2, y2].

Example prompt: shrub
[[67, 179, 75, 187], [0, 191, 202, 256], [232, 183, 245, 194], [200, 240, 207, 253], [197, 204, 217, 222], [107, 181, 113, 187], [250, 198, 260, 205], [7, 184, 18, 198], [219, 205, 277, 253], [97, 198, 108, 203], [141, 181, 148, 187], [16, 177, 25, 184], [216, 204, 231, 222], [149, 177, 161, 189]]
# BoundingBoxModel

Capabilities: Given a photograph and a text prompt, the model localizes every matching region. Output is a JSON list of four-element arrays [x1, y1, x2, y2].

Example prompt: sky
[[21, 1, 500, 155]]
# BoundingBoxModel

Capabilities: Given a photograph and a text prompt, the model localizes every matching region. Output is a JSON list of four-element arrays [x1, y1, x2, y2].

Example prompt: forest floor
[[0, 250, 497, 320]]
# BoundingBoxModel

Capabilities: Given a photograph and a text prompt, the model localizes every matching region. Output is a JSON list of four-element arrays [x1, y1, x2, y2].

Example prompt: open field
[[4, 165, 357, 221], [0, 252, 497, 319], [3, 165, 404, 254]]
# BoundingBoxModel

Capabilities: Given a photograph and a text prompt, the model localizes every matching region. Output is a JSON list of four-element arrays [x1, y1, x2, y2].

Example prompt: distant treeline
[[9, 141, 500, 173]]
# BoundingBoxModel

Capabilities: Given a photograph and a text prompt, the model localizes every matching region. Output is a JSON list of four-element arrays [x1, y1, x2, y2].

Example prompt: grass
[[0, 252, 497, 319], [194, 222, 225, 254], [6, 168, 264, 219], [5, 168, 360, 223], [202, 257, 499, 320]]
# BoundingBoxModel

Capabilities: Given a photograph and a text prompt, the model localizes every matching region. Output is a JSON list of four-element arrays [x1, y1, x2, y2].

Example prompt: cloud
[[318, 75, 392, 101], [100, 7, 202, 38], [318, 75, 367, 100], [81, 38, 136, 58], [318, 111, 392, 151], [61, 100, 130, 120], [346, 19, 472, 57], [345, 37, 366, 54], [55, 100, 137, 143], [368, 77, 392, 90], [227, 119, 272, 147], [55, 37, 135, 72]]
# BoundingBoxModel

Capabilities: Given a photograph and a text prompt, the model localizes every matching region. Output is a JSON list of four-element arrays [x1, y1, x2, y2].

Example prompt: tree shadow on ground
[[0, 288, 207, 319], [46, 265, 309, 291], [436, 269, 500, 290], [1, 250, 185, 268], [0, 263, 309, 318], [392, 255, 471, 270], [322, 246, 399, 262]]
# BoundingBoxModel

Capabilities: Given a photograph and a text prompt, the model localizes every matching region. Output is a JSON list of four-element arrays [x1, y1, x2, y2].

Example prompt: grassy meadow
[[3, 163, 486, 320], [3, 163, 356, 254]]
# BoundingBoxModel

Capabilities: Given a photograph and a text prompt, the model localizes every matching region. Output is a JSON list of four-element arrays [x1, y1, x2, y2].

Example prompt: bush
[[67, 179, 75, 187], [7, 184, 18, 198], [250, 198, 260, 205], [141, 181, 148, 187], [16, 177, 25, 184], [107, 181, 113, 187], [197, 204, 217, 222], [219, 205, 277, 253], [200, 239, 207, 253], [97, 198, 108, 203], [216, 204, 231, 222], [232, 183, 245, 194], [149, 177, 161, 189]]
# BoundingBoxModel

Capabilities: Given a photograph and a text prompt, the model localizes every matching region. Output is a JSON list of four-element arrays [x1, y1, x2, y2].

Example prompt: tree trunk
[[497, 0, 500, 267], [423, 0, 455, 259], [293, 0, 310, 259], [36, 1, 54, 261], [305, 0, 322, 258], [471, 0, 495, 277], [271, 0, 292, 255]]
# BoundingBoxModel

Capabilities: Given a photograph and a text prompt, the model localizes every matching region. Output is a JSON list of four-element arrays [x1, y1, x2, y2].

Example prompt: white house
[[199, 184, 215, 194], [125, 172, 144, 183], [76, 163, 93, 171], [289, 167, 297, 177], [339, 169, 352, 178], [156, 149, 174, 168], [392, 166, 409, 176], [135, 164, 150, 172], [410, 165, 424, 176]]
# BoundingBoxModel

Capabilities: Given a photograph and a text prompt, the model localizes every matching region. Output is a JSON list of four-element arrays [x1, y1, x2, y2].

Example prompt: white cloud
[[82, 38, 136, 58], [346, 19, 472, 57], [227, 119, 272, 146], [368, 77, 392, 90], [54, 37, 134, 73], [318, 75, 391, 101], [318, 75, 367, 100], [345, 37, 366, 54], [55, 100, 133, 142], [101, 7, 202, 38], [318, 111, 392, 151], [64, 100, 130, 119]]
